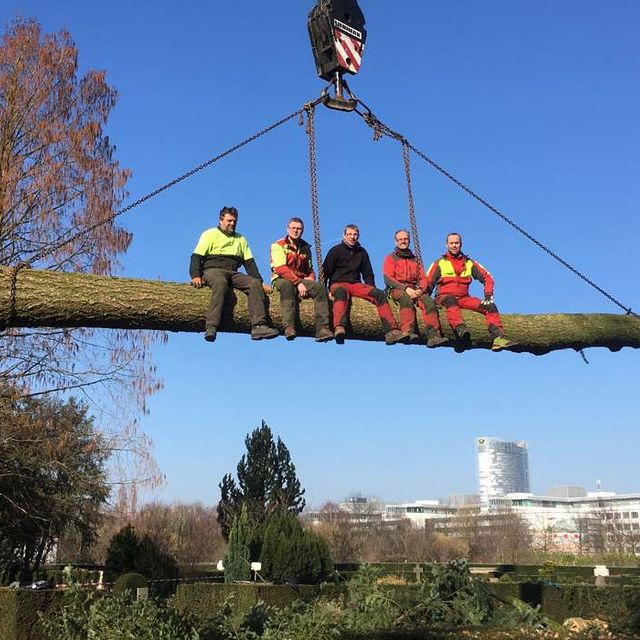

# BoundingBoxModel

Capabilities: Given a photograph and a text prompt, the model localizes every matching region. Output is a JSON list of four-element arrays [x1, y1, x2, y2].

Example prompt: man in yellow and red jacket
[[270, 217, 333, 342], [383, 229, 448, 348], [424, 232, 517, 351]]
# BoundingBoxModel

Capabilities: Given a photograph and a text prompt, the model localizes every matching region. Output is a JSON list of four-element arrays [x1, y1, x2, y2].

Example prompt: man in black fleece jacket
[[322, 224, 409, 345]]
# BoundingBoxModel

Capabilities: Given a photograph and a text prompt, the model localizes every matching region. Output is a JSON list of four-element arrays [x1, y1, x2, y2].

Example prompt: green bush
[[39, 586, 198, 640], [112, 572, 147, 598], [260, 511, 333, 584], [0, 589, 64, 640], [104, 523, 178, 590], [224, 504, 252, 583], [541, 584, 640, 631], [172, 582, 339, 624]]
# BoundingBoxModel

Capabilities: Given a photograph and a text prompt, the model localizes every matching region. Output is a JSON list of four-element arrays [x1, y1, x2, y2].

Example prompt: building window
[[632, 512, 638, 519]]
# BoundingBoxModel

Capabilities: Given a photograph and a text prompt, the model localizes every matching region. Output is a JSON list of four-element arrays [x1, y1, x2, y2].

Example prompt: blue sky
[[4, 1, 639, 507]]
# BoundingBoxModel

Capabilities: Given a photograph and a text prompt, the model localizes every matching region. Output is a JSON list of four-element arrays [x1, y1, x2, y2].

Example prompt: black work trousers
[[203, 268, 268, 330], [273, 278, 330, 331]]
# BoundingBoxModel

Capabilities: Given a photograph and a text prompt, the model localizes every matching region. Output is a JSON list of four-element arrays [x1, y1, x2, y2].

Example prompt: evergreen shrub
[[172, 582, 340, 623], [104, 523, 178, 589], [0, 589, 64, 640], [260, 511, 333, 584], [224, 505, 252, 582], [112, 572, 147, 598]]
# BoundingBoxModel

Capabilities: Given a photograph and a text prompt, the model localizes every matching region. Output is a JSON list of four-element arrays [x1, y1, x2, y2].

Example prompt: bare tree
[[60, 501, 227, 567], [313, 501, 364, 562], [0, 18, 162, 490]]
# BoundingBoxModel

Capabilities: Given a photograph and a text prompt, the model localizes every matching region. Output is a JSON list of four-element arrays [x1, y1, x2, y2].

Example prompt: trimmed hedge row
[[333, 562, 640, 585], [172, 582, 343, 623], [0, 589, 63, 640], [173, 581, 640, 630], [491, 582, 640, 629], [3, 581, 640, 639]]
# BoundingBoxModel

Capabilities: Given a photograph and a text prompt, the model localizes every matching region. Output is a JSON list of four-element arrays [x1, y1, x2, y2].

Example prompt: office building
[[476, 437, 530, 503]]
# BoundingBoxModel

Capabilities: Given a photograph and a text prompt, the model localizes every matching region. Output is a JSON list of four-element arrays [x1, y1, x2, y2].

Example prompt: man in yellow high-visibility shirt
[[190, 206, 279, 342]]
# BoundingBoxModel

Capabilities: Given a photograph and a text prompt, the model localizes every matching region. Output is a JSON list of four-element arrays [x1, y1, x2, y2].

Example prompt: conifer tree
[[223, 505, 251, 583], [260, 512, 333, 584], [217, 421, 305, 541]]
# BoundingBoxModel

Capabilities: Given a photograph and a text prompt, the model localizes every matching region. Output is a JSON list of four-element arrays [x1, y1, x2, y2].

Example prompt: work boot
[[251, 325, 279, 340], [407, 332, 421, 344], [334, 326, 346, 345], [426, 334, 449, 348], [284, 326, 297, 341], [492, 336, 518, 352], [385, 329, 411, 346], [204, 327, 217, 343], [315, 326, 334, 342]]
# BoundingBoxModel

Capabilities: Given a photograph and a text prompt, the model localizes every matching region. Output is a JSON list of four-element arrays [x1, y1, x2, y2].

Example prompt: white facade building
[[476, 437, 530, 503], [383, 492, 640, 553], [384, 500, 456, 527]]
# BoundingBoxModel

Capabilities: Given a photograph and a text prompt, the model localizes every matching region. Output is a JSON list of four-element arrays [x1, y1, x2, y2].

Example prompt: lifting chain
[[5, 262, 29, 325], [26, 104, 320, 269], [303, 102, 325, 284], [401, 141, 423, 267], [354, 102, 637, 317]]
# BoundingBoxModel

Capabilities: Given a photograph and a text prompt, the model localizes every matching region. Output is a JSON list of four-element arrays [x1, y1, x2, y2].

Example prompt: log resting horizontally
[[0, 267, 638, 355]]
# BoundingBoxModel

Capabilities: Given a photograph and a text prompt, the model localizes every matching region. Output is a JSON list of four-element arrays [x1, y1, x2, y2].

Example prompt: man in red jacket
[[424, 233, 517, 351], [383, 230, 448, 347], [270, 217, 333, 342]]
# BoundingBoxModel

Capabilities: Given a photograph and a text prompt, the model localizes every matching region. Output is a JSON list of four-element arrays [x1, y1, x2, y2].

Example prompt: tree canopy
[[0, 17, 162, 493], [0, 393, 109, 583], [217, 421, 306, 541]]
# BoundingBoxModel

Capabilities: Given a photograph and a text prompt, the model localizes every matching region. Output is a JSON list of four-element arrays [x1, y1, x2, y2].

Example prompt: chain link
[[401, 142, 422, 267], [356, 106, 636, 317], [304, 103, 325, 284], [26, 105, 319, 268], [5, 262, 29, 325]]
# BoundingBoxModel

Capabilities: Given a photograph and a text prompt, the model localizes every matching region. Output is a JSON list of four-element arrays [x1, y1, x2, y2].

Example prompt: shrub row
[[0, 589, 63, 640], [334, 562, 640, 584], [3, 581, 640, 639], [172, 581, 342, 623], [174, 581, 640, 630], [491, 582, 640, 628]]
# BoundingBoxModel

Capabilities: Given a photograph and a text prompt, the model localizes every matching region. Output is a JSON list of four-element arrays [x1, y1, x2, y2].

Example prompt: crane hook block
[[308, 0, 367, 81]]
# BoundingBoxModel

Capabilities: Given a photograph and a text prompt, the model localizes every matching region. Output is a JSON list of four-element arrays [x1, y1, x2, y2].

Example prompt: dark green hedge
[[334, 562, 640, 586], [172, 582, 343, 622], [542, 584, 640, 630], [490, 582, 640, 631], [0, 589, 64, 640]]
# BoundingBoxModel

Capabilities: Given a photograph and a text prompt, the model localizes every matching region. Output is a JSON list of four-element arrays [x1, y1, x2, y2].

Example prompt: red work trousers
[[436, 294, 504, 337], [330, 282, 399, 333], [389, 289, 442, 335]]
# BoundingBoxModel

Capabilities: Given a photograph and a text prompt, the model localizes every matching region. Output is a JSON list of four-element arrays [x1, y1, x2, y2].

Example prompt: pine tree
[[217, 421, 305, 541]]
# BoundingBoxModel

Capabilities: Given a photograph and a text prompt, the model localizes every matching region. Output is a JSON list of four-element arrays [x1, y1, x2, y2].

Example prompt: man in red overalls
[[383, 229, 448, 347], [425, 233, 517, 351]]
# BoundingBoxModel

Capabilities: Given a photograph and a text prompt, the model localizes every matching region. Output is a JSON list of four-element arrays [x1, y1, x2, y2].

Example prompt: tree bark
[[1, 267, 638, 354]]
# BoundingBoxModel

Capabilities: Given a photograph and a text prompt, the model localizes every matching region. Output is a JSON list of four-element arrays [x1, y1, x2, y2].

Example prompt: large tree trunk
[[1, 267, 638, 354]]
